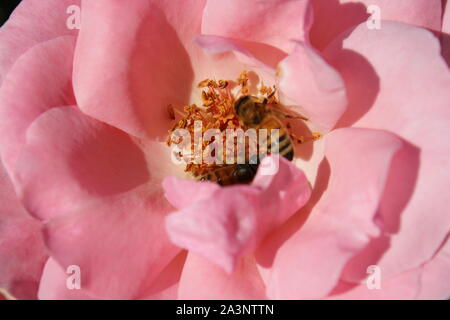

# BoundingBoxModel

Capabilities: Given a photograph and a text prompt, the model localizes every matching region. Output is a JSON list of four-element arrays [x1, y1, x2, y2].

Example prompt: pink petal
[[443, 1, 450, 63], [139, 252, 187, 300], [195, 34, 284, 72], [444, 1, 450, 33], [416, 236, 450, 299], [164, 156, 311, 273], [262, 128, 403, 299], [38, 258, 94, 300], [310, 0, 443, 50], [328, 272, 421, 300], [340, 142, 420, 283], [192, 37, 279, 97], [278, 43, 347, 132], [202, 0, 313, 53], [330, 236, 450, 299], [73, 0, 206, 139], [0, 36, 76, 176], [325, 21, 450, 282], [43, 187, 181, 299], [178, 254, 266, 299], [9, 106, 181, 299], [163, 177, 221, 209], [74, 0, 276, 141], [0, 0, 79, 85], [14, 106, 150, 221], [0, 160, 47, 300]]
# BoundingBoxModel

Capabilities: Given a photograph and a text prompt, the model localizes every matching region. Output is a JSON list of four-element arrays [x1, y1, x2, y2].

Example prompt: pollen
[[167, 72, 258, 178], [166, 71, 321, 179]]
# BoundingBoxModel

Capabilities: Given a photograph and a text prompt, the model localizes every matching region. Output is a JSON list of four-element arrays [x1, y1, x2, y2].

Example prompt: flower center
[[166, 71, 322, 186]]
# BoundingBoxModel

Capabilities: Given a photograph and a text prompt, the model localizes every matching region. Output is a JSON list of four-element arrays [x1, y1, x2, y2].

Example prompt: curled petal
[[195, 34, 284, 72], [264, 128, 403, 299], [14, 106, 150, 221], [324, 21, 450, 281], [193, 35, 281, 95], [0, 36, 76, 175], [0, 0, 79, 84], [164, 156, 311, 273], [278, 43, 347, 132]]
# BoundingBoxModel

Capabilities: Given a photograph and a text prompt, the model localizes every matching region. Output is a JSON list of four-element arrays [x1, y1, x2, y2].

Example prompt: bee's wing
[[267, 103, 308, 121]]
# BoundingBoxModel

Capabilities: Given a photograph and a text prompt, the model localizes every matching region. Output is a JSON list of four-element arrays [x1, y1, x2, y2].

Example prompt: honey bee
[[198, 95, 306, 186], [234, 95, 300, 162], [199, 164, 259, 186]]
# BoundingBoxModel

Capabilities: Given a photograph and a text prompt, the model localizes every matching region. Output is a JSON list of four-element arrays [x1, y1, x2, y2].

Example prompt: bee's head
[[232, 164, 257, 184], [234, 95, 265, 126]]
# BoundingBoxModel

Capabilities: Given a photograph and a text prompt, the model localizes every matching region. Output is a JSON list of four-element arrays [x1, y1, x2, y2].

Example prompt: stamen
[[237, 71, 249, 96], [167, 71, 321, 179], [168, 76, 243, 177]]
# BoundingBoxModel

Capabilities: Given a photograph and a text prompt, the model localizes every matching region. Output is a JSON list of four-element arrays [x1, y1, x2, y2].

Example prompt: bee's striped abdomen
[[277, 131, 294, 161], [257, 116, 294, 162]]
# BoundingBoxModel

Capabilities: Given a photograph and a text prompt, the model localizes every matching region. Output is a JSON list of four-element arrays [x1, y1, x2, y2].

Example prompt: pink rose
[[1, 0, 449, 300]]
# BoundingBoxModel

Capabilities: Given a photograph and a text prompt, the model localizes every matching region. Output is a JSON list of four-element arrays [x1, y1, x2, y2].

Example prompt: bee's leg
[[285, 122, 303, 144], [289, 132, 305, 144], [290, 132, 323, 144]]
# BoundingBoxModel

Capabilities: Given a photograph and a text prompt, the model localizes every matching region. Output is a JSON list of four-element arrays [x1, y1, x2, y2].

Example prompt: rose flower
[[0, 0, 449, 300]]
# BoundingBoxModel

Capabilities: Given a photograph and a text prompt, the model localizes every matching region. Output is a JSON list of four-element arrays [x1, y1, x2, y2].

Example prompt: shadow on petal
[[310, 0, 369, 51], [339, 140, 421, 285], [329, 49, 380, 128], [130, 4, 194, 140]]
